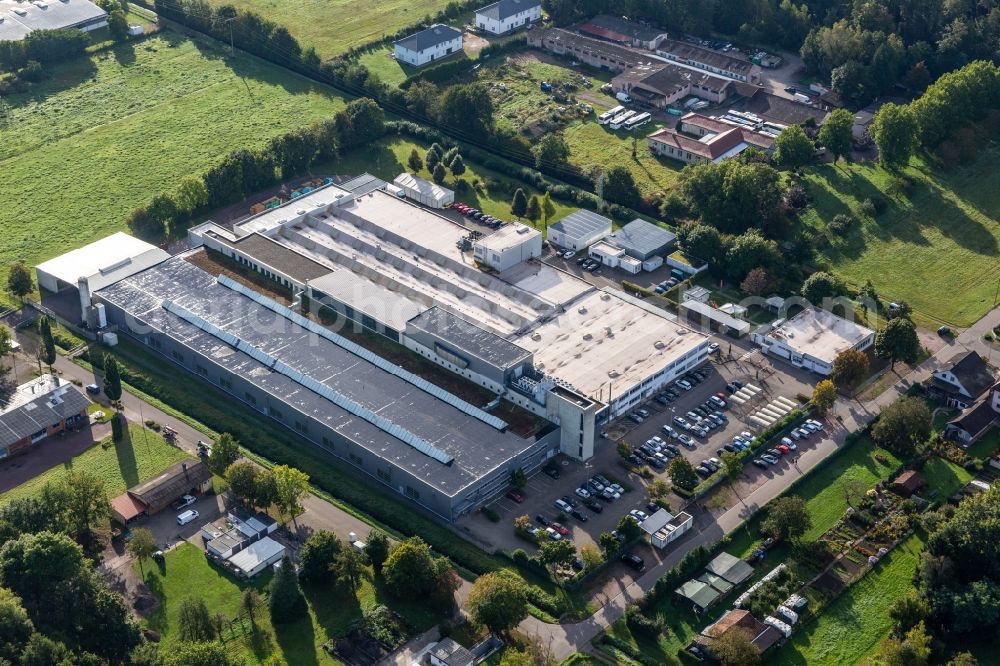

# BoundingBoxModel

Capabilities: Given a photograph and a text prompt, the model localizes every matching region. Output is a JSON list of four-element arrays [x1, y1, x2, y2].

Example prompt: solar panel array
[[161, 299, 456, 465], [215, 275, 508, 431]]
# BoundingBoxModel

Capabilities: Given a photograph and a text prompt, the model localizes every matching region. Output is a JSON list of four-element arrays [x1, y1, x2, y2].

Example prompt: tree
[[175, 176, 209, 216], [712, 627, 760, 666], [598, 532, 619, 557], [616, 515, 642, 542], [225, 461, 259, 507], [335, 98, 385, 151], [273, 465, 309, 525], [407, 149, 423, 172], [859, 279, 880, 313], [510, 468, 527, 490], [811, 379, 837, 413], [126, 527, 156, 577], [365, 529, 390, 575], [298, 530, 341, 584], [442, 147, 459, 167], [872, 621, 931, 666], [404, 79, 440, 118], [425, 148, 440, 171], [438, 82, 495, 136], [580, 545, 603, 571], [680, 161, 783, 234], [740, 267, 772, 296], [103, 353, 122, 403], [648, 479, 670, 500], [36, 316, 55, 374], [532, 133, 570, 169], [874, 318, 920, 369], [252, 468, 278, 510], [107, 9, 129, 41], [6, 262, 33, 303], [177, 597, 215, 642], [161, 642, 240, 666], [432, 163, 446, 185], [872, 396, 931, 454], [541, 192, 556, 231], [383, 537, 438, 599], [669, 457, 699, 491], [110, 411, 125, 443], [773, 124, 815, 168], [872, 103, 917, 168], [467, 571, 528, 635], [207, 432, 240, 476], [724, 230, 781, 282], [240, 588, 262, 629], [601, 166, 641, 208], [511, 188, 528, 218], [831, 348, 870, 390], [761, 496, 811, 543], [721, 451, 744, 505], [63, 470, 108, 536], [537, 539, 576, 573], [818, 108, 854, 162], [889, 591, 929, 635], [681, 224, 723, 264], [800, 271, 845, 304], [0, 588, 33, 664], [18, 633, 72, 666], [449, 154, 466, 176], [332, 546, 365, 596], [269, 555, 308, 623], [947, 653, 979, 666], [526, 195, 541, 223]]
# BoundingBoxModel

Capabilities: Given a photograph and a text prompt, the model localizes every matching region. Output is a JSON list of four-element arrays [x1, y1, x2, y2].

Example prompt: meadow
[[0, 31, 347, 303], [800, 146, 1000, 326], [0, 424, 191, 504], [204, 0, 457, 58]]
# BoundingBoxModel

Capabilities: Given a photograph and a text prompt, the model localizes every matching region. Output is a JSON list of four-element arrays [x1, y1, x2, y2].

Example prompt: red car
[[776, 444, 791, 455], [505, 489, 525, 503], [550, 522, 569, 536], [716, 392, 728, 401]]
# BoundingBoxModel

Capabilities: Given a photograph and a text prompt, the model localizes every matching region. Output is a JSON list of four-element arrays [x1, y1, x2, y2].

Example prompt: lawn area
[[800, 146, 1000, 326], [967, 427, 1000, 460], [475, 52, 683, 197], [921, 457, 972, 497], [203, 0, 456, 58], [314, 135, 580, 229], [771, 533, 925, 666], [0, 423, 191, 504], [0, 30, 348, 304], [137, 542, 443, 665]]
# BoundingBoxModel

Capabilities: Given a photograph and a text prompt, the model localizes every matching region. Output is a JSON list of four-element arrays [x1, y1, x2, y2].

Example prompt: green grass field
[[314, 135, 580, 229], [136, 542, 441, 665], [0, 31, 347, 304], [921, 457, 972, 497], [0, 423, 191, 504], [801, 147, 1000, 326], [204, 0, 457, 58], [771, 533, 925, 666]]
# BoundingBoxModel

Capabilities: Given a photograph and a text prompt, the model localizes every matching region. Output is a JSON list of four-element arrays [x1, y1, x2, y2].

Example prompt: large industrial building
[[0, 0, 107, 41], [42, 177, 710, 520]]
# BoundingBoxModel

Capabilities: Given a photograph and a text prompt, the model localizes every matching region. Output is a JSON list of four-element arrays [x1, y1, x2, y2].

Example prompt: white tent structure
[[393, 173, 454, 209]]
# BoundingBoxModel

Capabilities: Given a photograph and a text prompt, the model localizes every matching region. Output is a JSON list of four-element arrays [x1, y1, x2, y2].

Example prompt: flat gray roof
[[549, 209, 612, 241], [407, 306, 532, 371], [608, 219, 676, 259], [309, 269, 427, 332], [338, 173, 387, 197], [217, 233, 330, 283], [97, 259, 537, 496]]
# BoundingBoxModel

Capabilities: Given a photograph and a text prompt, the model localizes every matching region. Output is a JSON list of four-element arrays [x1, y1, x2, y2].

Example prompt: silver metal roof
[[549, 209, 612, 241]]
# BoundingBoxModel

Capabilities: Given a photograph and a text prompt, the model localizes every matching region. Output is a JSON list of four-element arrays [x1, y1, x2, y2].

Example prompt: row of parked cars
[[654, 277, 680, 293], [451, 202, 504, 229], [574, 254, 603, 274], [750, 419, 823, 468]]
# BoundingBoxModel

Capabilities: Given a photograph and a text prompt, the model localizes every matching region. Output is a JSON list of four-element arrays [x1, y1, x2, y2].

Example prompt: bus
[[623, 112, 652, 131], [608, 110, 637, 130], [598, 105, 625, 125]]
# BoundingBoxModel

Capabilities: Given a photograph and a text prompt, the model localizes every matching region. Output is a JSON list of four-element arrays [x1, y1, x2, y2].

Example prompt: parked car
[[85, 383, 101, 395], [176, 509, 199, 526], [794, 428, 811, 439], [574, 487, 591, 500], [554, 498, 572, 512], [628, 509, 648, 523], [662, 425, 678, 439], [628, 413, 644, 424], [766, 448, 783, 458], [781, 437, 797, 450], [752, 459, 769, 469], [776, 444, 791, 455], [542, 466, 560, 479], [761, 453, 779, 464], [695, 465, 712, 477], [550, 522, 569, 536], [172, 495, 196, 511], [628, 454, 644, 466], [571, 509, 588, 522], [686, 411, 702, 423], [562, 250, 575, 259], [505, 490, 525, 503], [535, 514, 550, 526], [678, 434, 695, 449], [585, 499, 604, 513], [601, 487, 621, 501], [636, 408, 651, 418], [561, 495, 578, 507], [676, 379, 693, 391], [673, 416, 690, 429], [545, 527, 561, 540], [620, 553, 646, 571], [646, 502, 661, 514], [709, 396, 727, 409]]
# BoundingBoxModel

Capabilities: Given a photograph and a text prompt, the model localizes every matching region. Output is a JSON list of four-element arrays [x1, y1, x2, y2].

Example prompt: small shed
[[705, 552, 754, 585], [392, 173, 454, 209], [429, 637, 475, 666], [676, 578, 722, 611], [227, 537, 286, 578], [893, 470, 926, 497]]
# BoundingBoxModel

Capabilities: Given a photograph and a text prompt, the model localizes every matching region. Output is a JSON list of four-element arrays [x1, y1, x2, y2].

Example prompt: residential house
[[0, 375, 89, 460], [579, 14, 668, 50], [927, 351, 996, 408], [647, 112, 775, 164], [475, 0, 540, 35], [527, 28, 641, 72], [945, 381, 1000, 445], [393, 24, 463, 67], [657, 39, 762, 83], [612, 63, 734, 108]]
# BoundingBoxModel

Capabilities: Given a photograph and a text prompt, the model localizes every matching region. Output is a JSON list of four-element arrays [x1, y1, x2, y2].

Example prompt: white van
[[176, 509, 200, 526]]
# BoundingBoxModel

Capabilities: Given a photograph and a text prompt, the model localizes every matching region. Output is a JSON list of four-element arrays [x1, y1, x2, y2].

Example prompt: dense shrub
[[828, 213, 856, 235]]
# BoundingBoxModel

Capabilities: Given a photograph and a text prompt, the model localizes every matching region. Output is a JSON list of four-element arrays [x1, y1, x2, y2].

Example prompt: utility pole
[[222, 17, 235, 56]]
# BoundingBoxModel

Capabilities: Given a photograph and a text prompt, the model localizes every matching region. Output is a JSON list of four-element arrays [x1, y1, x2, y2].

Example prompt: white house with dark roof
[[928, 351, 996, 409], [475, 0, 540, 35], [393, 24, 463, 67]]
